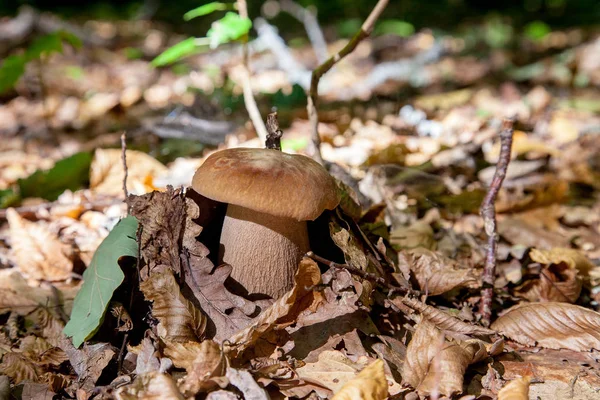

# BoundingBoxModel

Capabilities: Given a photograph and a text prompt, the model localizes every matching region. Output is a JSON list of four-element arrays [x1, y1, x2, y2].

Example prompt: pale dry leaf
[[90, 148, 168, 196], [0, 352, 42, 384], [390, 221, 436, 250], [140, 270, 206, 343], [402, 319, 443, 391], [491, 302, 600, 351], [529, 248, 595, 276], [296, 350, 371, 395], [134, 337, 161, 375], [331, 359, 388, 400], [398, 297, 495, 336], [227, 258, 321, 354], [404, 248, 480, 295], [7, 208, 73, 282], [59, 338, 116, 392], [498, 377, 530, 400], [225, 368, 269, 400], [115, 372, 184, 400]]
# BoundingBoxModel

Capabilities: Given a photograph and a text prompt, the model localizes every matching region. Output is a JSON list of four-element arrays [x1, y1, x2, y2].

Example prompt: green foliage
[[375, 19, 415, 37], [0, 189, 20, 209], [524, 20, 551, 41], [123, 47, 144, 60], [484, 16, 513, 48], [63, 216, 139, 348], [153, 5, 251, 67], [0, 30, 82, 94], [64, 65, 85, 80], [18, 152, 92, 201], [184, 2, 235, 20]]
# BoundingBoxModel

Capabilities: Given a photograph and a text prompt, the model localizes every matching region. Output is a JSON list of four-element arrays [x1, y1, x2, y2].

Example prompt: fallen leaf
[[491, 302, 600, 351], [517, 264, 581, 303], [498, 377, 530, 400], [59, 339, 116, 392], [140, 270, 206, 343], [133, 337, 161, 375], [0, 352, 42, 384], [7, 208, 73, 282], [63, 215, 138, 348], [90, 148, 168, 196], [331, 359, 388, 400], [226, 368, 269, 400], [529, 247, 596, 276], [115, 372, 184, 400]]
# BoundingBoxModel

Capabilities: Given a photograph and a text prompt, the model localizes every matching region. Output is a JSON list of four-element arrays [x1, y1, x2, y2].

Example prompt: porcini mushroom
[[192, 148, 340, 298]]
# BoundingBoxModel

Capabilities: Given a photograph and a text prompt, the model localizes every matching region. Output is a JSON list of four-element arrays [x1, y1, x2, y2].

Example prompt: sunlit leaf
[[152, 37, 204, 67], [184, 2, 234, 20], [63, 216, 139, 347], [207, 12, 251, 49], [375, 19, 415, 37], [524, 21, 551, 41], [18, 152, 92, 201]]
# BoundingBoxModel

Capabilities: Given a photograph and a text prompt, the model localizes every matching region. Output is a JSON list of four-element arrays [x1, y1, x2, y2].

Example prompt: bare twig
[[478, 118, 514, 326], [237, 0, 269, 143], [121, 132, 129, 200], [279, 0, 328, 63], [306, 0, 389, 164], [265, 112, 283, 150]]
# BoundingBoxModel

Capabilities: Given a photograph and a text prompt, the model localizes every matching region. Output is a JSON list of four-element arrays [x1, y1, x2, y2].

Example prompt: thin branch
[[306, 0, 389, 165], [237, 0, 269, 143], [478, 118, 515, 326], [279, 0, 328, 63], [265, 112, 283, 150], [121, 132, 129, 200]]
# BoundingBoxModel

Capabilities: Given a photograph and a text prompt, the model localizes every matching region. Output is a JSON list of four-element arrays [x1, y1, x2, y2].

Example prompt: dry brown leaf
[[0, 352, 42, 384], [90, 148, 167, 196], [529, 248, 595, 276], [331, 359, 388, 400], [403, 248, 480, 295], [498, 377, 530, 400], [133, 337, 161, 375], [110, 303, 133, 332], [227, 258, 321, 355], [390, 221, 436, 250], [491, 302, 600, 351], [518, 265, 581, 303], [402, 319, 487, 397], [296, 350, 371, 396], [115, 372, 184, 400], [140, 270, 206, 343], [398, 297, 495, 336], [164, 340, 225, 396], [59, 339, 116, 393], [225, 368, 269, 400], [7, 208, 73, 282]]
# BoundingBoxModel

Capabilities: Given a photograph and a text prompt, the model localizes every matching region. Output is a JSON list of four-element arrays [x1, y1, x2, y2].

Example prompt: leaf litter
[[0, 6, 599, 400]]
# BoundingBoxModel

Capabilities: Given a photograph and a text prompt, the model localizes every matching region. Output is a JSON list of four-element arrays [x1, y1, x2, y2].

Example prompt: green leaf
[[207, 12, 251, 48], [0, 55, 26, 94], [0, 188, 20, 209], [26, 33, 63, 60], [184, 2, 233, 20], [63, 216, 139, 348], [152, 37, 205, 67], [18, 152, 92, 201], [375, 19, 415, 37], [524, 21, 551, 41], [56, 30, 83, 50]]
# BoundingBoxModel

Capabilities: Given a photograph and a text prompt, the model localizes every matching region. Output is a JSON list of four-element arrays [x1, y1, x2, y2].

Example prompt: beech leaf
[[331, 359, 388, 400], [498, 377, 530, 400], [64, 216, 138, 347], [491, 302, 600, 351]]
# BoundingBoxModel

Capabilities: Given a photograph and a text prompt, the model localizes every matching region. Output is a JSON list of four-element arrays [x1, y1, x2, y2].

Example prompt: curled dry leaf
[[115, 372, 184, 400], [90, 148, 168, 196], [110, 302, 133, 332], [163, 340, 226, 396], [397, 297, 495, 336], [491, 302, 600, 351], [517, 264, 581, 303], [140, 270, 207, 343], [0, 352, 42, 384], [227, 258, 321, 355], [402, 319, 488, 397], [226, 368, 270, 400], [529, 247, 595, 276], [498, 377, 530, 400], [331, 359, 388, 400], [7, 208, 73, 282], [403, 248, 480, 295]]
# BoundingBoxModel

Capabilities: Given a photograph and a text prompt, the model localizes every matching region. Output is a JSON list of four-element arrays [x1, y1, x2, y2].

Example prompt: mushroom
[[192, 148, 340, 298]]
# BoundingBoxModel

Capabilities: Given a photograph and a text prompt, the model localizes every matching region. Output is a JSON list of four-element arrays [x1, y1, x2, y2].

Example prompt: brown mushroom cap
[[192, 148, 340, 221]]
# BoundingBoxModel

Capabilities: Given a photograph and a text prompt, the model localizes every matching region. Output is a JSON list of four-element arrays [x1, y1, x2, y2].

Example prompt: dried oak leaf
[[397, 297, 495, 336], [529, 247, 595, 276], [91, 149, 167, 196], [402, 319, 487, 397], [403, 248, 480, 295], [331, 359, 388, 400], [491, 302, 600, 351], [517, 264, 581, 303], [498, 377, 530, 400], [227, 258, 321, 356], [140, 270, 206, 343], [7, 208, 72, 282], [164, 340, 226, 396], [226, 368, 269, 400], [132, 337, 161, 375], [115, 372, 183, 400], [59, 338, 116, 392]]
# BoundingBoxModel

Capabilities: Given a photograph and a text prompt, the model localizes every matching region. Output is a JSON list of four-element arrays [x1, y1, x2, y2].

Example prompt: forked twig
[[306, 0, 389, 164], [478, 118, 514, 326]]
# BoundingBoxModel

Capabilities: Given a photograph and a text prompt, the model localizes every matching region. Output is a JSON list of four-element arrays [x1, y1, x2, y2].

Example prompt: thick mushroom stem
[[219, 204, 310, 298]]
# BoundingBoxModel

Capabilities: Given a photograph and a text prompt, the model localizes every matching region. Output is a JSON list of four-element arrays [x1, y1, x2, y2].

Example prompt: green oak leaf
[[63, 216, 139, 347]]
